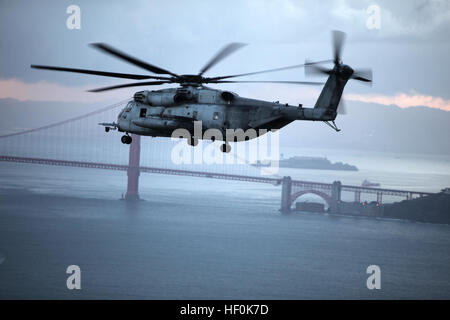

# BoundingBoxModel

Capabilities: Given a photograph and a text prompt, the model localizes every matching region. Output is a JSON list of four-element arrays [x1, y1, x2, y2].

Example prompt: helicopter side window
[[213, 112, 219, 120], [139, 108, 147, 118]]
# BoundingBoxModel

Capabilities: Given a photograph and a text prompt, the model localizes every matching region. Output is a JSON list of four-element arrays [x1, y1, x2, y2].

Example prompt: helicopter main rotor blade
[[209, 60, 333, 81], [88, 81, 171, 93], [198, 42, 247, 76], [211, 80, 325, 85], [30, 65, 171, 80], [90, 43, 179, 77]]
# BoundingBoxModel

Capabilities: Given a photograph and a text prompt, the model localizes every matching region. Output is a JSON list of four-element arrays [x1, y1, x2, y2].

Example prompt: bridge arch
[[290, 190, 332, 208]]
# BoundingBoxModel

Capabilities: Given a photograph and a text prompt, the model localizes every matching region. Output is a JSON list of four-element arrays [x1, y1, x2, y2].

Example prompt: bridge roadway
[[0, 155, 433, 199]]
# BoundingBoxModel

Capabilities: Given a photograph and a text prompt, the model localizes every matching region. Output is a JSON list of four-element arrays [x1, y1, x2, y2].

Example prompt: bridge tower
[[377, 192, 383, 204], [329, 180, 342, 214], [354, 191, 361, 203], [280, 176, 292, 213], [125, 134, 141, 200]]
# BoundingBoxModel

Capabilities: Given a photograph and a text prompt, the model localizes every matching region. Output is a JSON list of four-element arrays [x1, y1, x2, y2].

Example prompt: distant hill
[[383, 192, 450, 224], [279, 101, 450, 155], [1, 98, 449, 155]]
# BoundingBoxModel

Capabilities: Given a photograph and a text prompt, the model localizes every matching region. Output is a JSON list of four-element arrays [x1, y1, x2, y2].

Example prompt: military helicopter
[[31, 30, 372, 153]]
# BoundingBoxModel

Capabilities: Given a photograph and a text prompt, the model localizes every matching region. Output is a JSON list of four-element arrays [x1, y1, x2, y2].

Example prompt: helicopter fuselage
[[108, 85, 335, 143]]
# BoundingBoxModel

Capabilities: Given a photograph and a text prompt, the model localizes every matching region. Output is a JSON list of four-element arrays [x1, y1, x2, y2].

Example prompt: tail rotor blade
[[332, 30, 346, 64], [352, 68, 373, 84], [337, 99, 347, 115]]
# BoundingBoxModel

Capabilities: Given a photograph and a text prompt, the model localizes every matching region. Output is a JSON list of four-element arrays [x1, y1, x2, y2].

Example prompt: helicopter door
[[139, 108, 147, 118]]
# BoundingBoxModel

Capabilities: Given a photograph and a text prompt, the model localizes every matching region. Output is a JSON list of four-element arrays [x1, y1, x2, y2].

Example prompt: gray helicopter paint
[[113, 78, 347, 141], [314, 65, 353, 110]]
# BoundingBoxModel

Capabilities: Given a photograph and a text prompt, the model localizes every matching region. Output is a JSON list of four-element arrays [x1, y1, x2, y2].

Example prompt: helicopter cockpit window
[[125, 102, 132, 112], [139, 108, 147, 118]]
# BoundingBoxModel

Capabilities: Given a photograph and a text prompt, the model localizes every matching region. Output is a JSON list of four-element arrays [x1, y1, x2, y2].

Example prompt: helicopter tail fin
[[313, 69, 351, 120]]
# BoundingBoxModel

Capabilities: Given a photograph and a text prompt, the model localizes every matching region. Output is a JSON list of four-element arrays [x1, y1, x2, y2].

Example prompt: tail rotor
[[305, 30, 373, 85], [305, 31, 373, 117]]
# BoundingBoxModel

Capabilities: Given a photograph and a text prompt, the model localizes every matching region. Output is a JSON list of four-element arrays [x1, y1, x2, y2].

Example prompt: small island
[[253, 155, 358, 171]]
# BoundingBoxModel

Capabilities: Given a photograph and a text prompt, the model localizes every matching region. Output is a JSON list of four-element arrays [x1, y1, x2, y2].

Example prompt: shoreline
[[2, 186, 449, 226]]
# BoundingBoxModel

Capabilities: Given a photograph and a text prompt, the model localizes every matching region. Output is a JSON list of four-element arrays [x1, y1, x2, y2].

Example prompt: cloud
[[0, 78, 142, 103], [2, 78, 449, 113], [346, 92, 450, 111]]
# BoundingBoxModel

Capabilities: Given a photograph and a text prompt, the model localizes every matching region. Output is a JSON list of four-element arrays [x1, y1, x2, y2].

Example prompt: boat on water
[[361, 179, 380, 187]]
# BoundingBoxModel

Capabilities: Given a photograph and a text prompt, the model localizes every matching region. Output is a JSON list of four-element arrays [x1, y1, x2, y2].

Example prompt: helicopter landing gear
[[121, 135, 132, 144], [105, 127, 110, 133], [187, 137, 199, 147], [220, 143, 231, 153]]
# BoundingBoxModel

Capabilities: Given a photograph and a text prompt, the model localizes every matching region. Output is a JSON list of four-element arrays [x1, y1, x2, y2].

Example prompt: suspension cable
[[0, 98, 130, 139]]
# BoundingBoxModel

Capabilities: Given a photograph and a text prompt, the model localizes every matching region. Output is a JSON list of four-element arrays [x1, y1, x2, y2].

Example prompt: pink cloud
[[0, 78, 139, 103], [2, 78, 449, 113], [346, 92, 450, 112]]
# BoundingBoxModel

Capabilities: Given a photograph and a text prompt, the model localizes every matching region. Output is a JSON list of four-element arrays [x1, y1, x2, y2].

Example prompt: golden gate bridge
[[0, 100, 433, 212]]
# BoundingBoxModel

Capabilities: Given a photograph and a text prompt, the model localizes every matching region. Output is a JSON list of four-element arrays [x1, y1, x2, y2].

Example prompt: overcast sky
[[1, 0, 449, 110]]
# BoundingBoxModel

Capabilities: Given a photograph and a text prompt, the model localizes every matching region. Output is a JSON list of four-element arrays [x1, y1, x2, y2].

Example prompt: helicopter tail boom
[[312, 68, 352, 120]]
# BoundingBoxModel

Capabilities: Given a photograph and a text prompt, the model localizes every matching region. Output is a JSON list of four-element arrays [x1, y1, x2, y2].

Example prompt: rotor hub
[[339, 64, 354, 78], [178, 74, 203, 84]]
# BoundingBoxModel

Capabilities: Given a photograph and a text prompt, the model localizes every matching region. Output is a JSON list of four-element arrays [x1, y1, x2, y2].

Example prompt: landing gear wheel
[[121, 135, 132, 144], [188, 137, 199, 147], [105, 127, 110, 133], [220, 143, 231, 153]]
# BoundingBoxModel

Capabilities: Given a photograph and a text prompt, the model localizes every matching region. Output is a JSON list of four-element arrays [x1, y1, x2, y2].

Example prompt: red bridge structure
[[0, 101, 434, 213]]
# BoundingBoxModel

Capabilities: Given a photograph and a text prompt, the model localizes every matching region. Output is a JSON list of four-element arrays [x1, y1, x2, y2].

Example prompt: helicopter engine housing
[[134, 88, 198, 106], [134, 90, 175, 106]]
